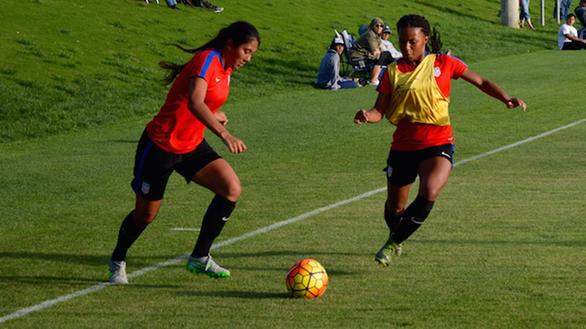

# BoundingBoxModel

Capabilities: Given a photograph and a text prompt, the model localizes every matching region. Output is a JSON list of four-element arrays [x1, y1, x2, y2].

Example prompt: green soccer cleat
[[108, 259, 129, 284], [374, 240, 402, 267], [186, 255, 231, 279]]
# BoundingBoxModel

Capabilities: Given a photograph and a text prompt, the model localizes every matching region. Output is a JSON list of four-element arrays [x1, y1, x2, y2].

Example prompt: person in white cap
[[315, 33, 358, 90], [380, 25, 402, 60]]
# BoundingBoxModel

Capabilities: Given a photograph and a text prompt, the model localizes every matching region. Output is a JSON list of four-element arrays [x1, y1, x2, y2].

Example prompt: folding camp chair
[[338, 30, 370, 83]]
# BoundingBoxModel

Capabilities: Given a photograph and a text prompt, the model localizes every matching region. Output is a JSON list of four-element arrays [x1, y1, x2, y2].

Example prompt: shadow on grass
[[413, 0, 498, 25], [412, 239, 586, 247], [107, 139, 139, 144], [178, 290, 289, 299], [219, 249, 367, 258], [0, 274, 184, 288], [0, 252, 182, 267], [0, 275, 99, 284], [413, 1, 557, 47]]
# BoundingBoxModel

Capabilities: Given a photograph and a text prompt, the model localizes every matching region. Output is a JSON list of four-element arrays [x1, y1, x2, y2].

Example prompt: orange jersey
[[147, 49, 232, 154], [378, 54, 468, 151]]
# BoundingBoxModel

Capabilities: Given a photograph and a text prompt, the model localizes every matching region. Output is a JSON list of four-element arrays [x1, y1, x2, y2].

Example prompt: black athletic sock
[[384, 201, 402, 233], [391, 196, 435, 244], [111, 210, 147, 262], [191, 195, 236, 258]]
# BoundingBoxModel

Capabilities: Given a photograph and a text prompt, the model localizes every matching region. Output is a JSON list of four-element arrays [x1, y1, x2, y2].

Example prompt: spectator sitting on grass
[[315, 34, 358, 90], [558, 14, 586, 50], [380, 25, 402, 60], [178, 0, 223, 12], [349, 17, 391, 86]]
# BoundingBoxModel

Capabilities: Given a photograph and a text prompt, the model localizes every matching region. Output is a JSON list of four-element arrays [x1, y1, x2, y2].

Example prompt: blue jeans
[[338, 79, 358, 89], [520, 0, 531, 20], [554, 0, 573, 19]]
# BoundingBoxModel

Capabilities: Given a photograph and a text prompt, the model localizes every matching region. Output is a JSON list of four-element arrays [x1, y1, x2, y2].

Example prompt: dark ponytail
[[396, 14, 443, 54], [159, 21, 260, 84], [428, 27, 442, 54]]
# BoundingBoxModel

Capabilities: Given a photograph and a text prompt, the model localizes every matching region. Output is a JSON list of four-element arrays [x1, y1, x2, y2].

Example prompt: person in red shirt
[[108, 21, 260, 283], [353, 15, 527, 267]]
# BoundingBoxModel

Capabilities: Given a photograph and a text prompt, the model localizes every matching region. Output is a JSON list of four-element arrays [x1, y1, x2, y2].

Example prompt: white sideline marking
[[1, 118, 584, 325], [170, 228, 200, 232]]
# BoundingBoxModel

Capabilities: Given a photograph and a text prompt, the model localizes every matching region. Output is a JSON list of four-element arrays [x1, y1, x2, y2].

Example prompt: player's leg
[[187, 158, 240, 278], [390, 155, 452, 245], [109, 196, 162, 284], [375, 183, 411, 266], [384, 184, 411, 232], [108, 131, 173, 284], [375, 151, 417, 266]]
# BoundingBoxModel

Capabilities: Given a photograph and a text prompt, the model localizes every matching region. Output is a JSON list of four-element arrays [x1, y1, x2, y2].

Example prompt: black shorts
[[131, 131, 222, 200], [384, 144, 455, 187]]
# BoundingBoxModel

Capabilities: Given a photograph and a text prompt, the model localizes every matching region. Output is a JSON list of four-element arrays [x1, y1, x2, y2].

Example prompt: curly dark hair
[[396, 14, 443, 54]]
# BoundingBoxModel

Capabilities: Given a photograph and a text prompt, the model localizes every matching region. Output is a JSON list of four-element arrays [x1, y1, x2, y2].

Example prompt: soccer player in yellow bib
[[354, 14, 527, 267]]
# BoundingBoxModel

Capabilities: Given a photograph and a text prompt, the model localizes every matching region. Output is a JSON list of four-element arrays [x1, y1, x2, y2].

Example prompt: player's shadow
[[178, 290, 289, 299], [0, 275, 100, 285], [0, 252, 183, 267], [219, 249, 367, 259]]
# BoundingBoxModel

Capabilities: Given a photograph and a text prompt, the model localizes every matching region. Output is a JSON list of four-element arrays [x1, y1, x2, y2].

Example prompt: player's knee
[[134, 209, 158, 225], [418, 188, 441, 202], [223, 179, 241, 202], [385, 203, 404, 219]]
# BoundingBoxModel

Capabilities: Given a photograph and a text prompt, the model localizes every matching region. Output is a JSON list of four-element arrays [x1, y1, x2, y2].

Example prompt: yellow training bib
[[386, 54, 450, 126]]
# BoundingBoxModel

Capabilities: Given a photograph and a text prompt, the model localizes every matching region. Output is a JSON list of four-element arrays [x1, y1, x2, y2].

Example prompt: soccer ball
[[285, 258, 328, 299]]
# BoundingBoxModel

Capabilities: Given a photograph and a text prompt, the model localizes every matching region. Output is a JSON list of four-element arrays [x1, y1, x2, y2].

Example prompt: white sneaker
[[108, 259, 129, 284]]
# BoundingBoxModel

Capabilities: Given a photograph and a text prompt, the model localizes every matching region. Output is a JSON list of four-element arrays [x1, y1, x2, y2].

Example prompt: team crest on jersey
[[434, 67, 441, 77], [385, 166, 393, 178]]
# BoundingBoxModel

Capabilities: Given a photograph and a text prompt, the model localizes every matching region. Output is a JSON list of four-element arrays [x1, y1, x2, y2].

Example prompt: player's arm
[[188, 77, 247, 153], [214, 111, 229, 126], [354, 92, 390, 124], [460, 69, 527, 111]]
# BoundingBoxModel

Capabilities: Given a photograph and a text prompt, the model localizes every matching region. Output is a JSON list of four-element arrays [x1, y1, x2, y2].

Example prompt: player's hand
[[215, 111, 229, 126], [354, 109, 369, 124], [506, 98, 527, 112], [221, 132, 247, 154]]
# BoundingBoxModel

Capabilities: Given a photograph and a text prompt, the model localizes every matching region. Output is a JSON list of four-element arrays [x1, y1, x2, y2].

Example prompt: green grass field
[[1, 48, 586, 328], [0, 0, 561, 142], [2, 0, 586, 328]]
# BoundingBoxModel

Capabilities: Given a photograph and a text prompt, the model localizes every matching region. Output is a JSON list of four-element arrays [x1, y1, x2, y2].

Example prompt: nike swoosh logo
[[221, 217, 229, 222], [441, 152, 452, 159], [215, 77, 221, 83]]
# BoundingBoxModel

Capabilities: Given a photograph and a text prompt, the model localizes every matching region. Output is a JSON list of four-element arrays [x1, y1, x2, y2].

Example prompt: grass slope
[[1, 0, 562, 142], [0, 50, 585, 328]]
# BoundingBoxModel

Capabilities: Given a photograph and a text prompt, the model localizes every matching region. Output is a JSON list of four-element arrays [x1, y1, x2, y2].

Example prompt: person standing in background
[[520, 0, 536, 30], [554, 0, 574, 20]]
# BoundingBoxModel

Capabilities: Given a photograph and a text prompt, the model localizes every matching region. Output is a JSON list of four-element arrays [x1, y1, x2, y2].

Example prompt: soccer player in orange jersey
[[108, 21, 260, 283], [353, 15, 527, 267]]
